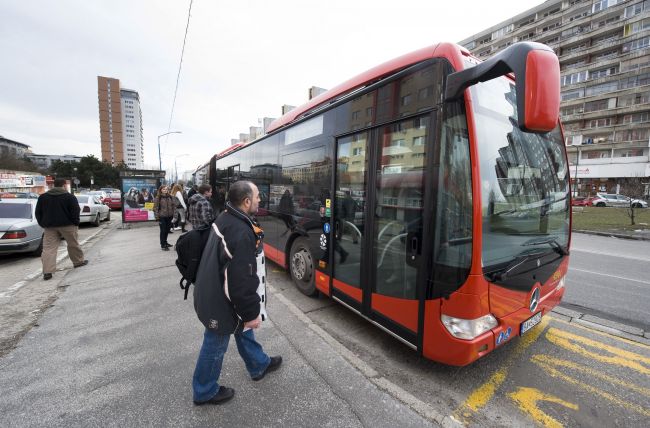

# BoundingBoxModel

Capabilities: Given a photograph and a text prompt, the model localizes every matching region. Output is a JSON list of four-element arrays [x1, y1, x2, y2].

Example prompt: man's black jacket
[[193, 207, 261, 334], [35, 187, 80, 227]]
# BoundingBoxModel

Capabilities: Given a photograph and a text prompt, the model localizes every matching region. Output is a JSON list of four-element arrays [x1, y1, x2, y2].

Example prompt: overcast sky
[[0, 0, 545, 177]]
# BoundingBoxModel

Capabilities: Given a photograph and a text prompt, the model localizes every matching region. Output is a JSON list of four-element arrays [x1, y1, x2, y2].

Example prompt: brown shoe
[[73, 260, 89, 268]]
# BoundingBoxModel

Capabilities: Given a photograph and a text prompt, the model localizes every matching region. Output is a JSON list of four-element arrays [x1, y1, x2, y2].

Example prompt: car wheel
[[596, 202, 606, 207], [106, 210, 111, 221], [31, 235, 44, 257], [632, 203, 641, 208], [289, 237, 317, 296], [93, 213, 101, 227]]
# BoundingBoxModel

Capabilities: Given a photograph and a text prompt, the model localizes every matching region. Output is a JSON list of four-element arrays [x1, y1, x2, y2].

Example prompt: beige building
[[460, 0, 650, 196], [97, 77, 144, 169]]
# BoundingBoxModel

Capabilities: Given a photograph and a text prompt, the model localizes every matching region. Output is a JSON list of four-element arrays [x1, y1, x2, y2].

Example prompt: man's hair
[[198, 184, 212, 195], [54, 178, 66, 187], [228, 181, 253, 206]]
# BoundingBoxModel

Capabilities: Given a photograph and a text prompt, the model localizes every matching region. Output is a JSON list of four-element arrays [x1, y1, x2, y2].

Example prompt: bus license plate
[[520, 312, 542, 336]]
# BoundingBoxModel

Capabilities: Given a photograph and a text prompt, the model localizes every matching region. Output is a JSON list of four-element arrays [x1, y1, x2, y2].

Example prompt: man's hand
[[244, 315, 262, 329]]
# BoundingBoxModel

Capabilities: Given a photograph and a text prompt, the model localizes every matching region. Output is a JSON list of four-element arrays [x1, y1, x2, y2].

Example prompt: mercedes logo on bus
[[529, 288, 540, 313]]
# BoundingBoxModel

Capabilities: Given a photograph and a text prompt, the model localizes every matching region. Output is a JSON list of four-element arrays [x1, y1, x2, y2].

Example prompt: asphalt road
[[563, 233, 650, 331]]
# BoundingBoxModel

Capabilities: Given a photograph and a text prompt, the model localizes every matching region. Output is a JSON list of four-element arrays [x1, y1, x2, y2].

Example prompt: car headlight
[[556, 276, 565, 290], [441, 313, 498, 340]]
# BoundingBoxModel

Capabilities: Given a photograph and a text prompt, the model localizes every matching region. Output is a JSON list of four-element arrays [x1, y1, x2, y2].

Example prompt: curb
[[573, 229, 650, 241], [269, 284, 461, 428], [552, 306, 650, 345]]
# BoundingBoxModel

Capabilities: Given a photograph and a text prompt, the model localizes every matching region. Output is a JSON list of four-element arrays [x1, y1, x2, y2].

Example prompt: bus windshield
[[471, 77, 570, 272]]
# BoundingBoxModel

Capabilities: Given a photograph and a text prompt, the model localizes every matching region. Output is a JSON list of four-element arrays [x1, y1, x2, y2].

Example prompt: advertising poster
[[121, 178, 159, 222]]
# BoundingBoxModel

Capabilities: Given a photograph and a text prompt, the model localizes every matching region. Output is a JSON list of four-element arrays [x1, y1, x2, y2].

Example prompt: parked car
[[86, 190, 108, 204], [76, 195, 111, 226], [0, 198, 43, 256], [571, 196, 595, 207], [103, 190, 122, 210], [592, 193, 648, 208]]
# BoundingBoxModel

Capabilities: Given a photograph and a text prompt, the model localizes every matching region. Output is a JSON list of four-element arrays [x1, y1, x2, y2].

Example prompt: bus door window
[[374, 117, 429, 300], [334, 132, 369, 291]]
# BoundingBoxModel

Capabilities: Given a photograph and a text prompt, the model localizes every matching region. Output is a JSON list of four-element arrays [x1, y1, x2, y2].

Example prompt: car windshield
[[0, 203, 32, 219], [76, 196, 89, 203], [470, 77, 570, 271]]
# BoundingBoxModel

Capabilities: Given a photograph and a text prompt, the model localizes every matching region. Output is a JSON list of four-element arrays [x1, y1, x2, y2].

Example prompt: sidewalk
[[0, 223, 439, 427]]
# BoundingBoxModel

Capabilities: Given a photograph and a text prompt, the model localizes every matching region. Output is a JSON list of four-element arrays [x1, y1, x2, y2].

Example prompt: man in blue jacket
[[35, 178, 88, 280], [192, 180, 282, 405]]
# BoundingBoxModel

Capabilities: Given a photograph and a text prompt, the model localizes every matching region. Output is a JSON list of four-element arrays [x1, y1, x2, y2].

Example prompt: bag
[[175, 226, 211, 299]]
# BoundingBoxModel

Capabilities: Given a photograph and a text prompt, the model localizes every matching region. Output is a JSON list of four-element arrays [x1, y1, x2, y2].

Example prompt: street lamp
[[174, 154, 189, 183], [158, 131, 182, 171]]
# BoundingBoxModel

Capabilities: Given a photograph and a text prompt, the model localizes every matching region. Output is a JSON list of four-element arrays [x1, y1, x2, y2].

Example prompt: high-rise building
[[97, 76, 144, 169], [460, 0, 650, 196]]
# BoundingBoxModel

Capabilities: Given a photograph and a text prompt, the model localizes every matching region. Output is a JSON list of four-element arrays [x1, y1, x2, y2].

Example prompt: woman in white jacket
[[170, 183, 188, 232]]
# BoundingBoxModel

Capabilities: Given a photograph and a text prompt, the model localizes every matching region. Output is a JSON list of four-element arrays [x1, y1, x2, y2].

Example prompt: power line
[[163, 0, 193, 156]]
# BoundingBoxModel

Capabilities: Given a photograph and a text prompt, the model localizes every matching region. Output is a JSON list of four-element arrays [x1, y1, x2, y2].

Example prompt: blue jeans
[[192, 328, 270, 402]]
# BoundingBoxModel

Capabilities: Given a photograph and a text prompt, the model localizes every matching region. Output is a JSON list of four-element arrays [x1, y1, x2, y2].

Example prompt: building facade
[[97, 77, 144, 169], [26, 153, 82, 169], [460, 0, 650, 197], [0, 136, 30, 158]]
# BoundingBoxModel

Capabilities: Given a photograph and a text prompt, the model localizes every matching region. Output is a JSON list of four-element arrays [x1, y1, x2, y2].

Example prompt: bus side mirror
[[445, 42, 560, 134]]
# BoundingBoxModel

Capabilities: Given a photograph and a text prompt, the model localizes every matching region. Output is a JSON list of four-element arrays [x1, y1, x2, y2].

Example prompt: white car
[[0, 198, 44, 256], [592, 193, 648, 208], [76, 195, 111, 226]]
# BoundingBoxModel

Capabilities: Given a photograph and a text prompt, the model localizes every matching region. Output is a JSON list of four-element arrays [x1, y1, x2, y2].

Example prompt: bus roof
[[267, 42, 469, 133]]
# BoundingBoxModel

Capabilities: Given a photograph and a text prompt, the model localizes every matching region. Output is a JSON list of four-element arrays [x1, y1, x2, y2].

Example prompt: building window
[[401, 94, 412, 106], [413, 136, 425, 146], [618, 149, 644, 157], [561, 88, 584, 101], [392, 139, 406, 147], [586, 150, 610, 159]]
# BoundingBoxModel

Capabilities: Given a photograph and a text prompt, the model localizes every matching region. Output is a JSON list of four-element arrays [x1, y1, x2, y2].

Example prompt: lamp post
[[157, 131, 182, 171], [174, 154, 189, 183]]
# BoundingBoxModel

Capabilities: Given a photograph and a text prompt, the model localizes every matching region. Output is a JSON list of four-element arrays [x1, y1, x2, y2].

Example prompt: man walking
[[187, 184, 215, 229], [192, 180, 282, 405], [35, 178, 88, 280]]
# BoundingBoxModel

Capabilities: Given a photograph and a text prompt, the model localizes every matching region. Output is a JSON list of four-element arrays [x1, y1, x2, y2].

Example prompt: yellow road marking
[[550, 316, 650, 350], [532, 357, 650, 417], [546, 328, 650, 375], [453, 317, 550, 423], [507, 387, 578, 428], [531, 354, 650, 398]]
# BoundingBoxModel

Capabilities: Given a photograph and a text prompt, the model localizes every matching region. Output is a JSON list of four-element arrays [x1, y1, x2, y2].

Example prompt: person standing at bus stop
[[153, 184, 175, 251], [35, 178, 88, 280]]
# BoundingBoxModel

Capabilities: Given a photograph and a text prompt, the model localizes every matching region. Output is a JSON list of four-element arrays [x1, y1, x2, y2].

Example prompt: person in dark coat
[[35, 178, 88, 280], [192, 180, 282, 406], [279, 189, 295, 233], [153, 184, 175, 250]]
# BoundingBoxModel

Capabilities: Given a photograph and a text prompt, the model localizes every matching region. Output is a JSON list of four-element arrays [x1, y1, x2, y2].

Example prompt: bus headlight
[[441, 313, 498, 340], [556, 276, 565, 290]]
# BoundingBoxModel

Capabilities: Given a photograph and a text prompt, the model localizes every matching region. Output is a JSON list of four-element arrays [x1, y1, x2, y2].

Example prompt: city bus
[[202, 41, 569, 366]]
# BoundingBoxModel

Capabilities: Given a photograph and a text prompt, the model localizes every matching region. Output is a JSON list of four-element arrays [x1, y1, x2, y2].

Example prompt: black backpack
[[175, 225, 211, 299]]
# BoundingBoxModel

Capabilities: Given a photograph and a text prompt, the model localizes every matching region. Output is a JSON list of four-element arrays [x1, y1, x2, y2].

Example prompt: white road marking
[[571, 247, 650, 263], [569, 267, 650, 286]]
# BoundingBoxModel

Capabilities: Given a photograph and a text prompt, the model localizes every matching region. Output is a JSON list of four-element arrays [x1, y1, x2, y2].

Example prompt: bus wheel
[[289, 237, 317, 296]]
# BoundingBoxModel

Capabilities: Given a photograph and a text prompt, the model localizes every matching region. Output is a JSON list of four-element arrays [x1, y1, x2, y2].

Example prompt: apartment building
[[460, 0, 650, 196], [97, 77, 144, 169]]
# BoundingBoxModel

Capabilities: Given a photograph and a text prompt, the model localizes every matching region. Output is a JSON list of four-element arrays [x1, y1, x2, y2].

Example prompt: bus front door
[[333, 116, 432, 348]]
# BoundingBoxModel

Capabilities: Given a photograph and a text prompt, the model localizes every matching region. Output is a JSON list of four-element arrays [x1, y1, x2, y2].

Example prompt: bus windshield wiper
[[522, 235, 568, 256], [486, 248, 546, 282]]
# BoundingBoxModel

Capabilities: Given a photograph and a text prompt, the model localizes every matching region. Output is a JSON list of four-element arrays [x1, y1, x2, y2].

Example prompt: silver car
[[592, 193, 648, 208], [0, 198, 44, 256], [76, 195, 111, 226]]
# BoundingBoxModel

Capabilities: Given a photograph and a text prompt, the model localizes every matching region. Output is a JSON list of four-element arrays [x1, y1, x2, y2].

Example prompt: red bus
[[201, 41, 569, 365]]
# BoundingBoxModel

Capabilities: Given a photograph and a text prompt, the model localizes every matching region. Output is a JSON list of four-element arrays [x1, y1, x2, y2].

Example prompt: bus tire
[[289, 237, 317, 296]]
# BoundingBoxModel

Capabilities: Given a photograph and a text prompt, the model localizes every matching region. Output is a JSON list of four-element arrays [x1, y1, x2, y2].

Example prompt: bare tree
[[620, 176, 648, 226]]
